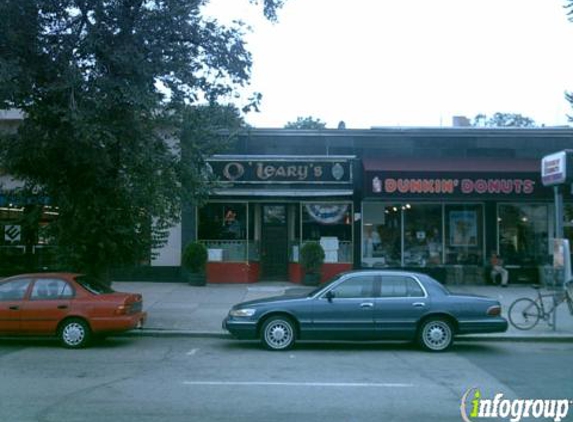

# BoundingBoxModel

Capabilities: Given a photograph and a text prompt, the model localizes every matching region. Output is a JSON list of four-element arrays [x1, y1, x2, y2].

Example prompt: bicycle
[[508, 282, 573, 330]]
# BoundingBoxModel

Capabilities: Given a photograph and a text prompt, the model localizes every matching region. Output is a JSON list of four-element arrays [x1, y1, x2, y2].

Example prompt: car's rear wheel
[[59, 318, 91, 349], [261, 316, 296, 351], [418, 318, 453, 352]]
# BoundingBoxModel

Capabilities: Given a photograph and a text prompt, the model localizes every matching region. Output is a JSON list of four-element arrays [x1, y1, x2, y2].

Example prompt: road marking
[[183, 381, 413, 388], [186, 348, 199, 356]]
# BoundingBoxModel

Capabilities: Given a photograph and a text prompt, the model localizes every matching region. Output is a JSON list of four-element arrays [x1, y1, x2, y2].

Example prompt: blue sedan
[[223, 270, 508, 352]]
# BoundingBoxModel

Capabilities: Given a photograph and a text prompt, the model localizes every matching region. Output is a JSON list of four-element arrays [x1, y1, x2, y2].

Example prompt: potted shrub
[[182, 241, 208, 286], [300, 241, 325, 286]]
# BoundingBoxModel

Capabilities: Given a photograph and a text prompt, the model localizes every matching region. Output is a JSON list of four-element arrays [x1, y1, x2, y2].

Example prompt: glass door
[[261, 205, 288, 280]]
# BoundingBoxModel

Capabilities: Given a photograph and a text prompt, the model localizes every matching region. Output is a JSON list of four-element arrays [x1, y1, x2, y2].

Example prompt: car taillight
[[115, 304, 130, 315], [487, 305, 501, 316]]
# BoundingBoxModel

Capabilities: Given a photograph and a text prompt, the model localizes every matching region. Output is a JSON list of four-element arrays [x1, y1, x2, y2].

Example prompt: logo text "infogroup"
[[461, 388, 571, 422]]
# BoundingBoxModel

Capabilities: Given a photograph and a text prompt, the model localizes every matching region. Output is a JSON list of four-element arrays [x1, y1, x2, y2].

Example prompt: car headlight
[[230, 308, 256, 317]]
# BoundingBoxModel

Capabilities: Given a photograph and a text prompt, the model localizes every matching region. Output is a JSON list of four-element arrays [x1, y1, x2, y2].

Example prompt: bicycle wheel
[[509, 298, 541, 330]]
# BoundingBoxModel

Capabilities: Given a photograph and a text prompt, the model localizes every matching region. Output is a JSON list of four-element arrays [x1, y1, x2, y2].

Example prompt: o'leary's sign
[[208, 157, 353, 184], [368, 172, 545, 198]]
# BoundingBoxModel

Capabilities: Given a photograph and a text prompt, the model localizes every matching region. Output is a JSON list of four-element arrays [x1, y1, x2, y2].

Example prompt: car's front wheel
[[59, 318, 91, 349], [418, 318, 453, 352], [261, 316, 296, 351]]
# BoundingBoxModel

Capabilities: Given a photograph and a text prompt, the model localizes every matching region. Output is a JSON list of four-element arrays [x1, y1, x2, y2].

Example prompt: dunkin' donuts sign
[[369, 173, 541, 198]]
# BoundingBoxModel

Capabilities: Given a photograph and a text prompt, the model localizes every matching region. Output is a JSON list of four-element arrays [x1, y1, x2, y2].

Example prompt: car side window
[[329, 275, 376, 299], [380, 276, 425, 298], [406, 278, 425, 297], [30, 279, 74, 300], [0, 279, 32, 301]]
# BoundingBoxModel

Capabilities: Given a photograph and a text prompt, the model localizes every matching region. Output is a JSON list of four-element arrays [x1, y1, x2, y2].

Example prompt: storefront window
[[302, 202, 352, 263], [564, 204, 573, 252], [198, 202, 247, 262], [362, 203, 401, 267], [499, 204, 549, 265], [444, 204, 484, 265], [288, 204, 300, 262], [404, 204, 442, 267], [0, 205, 26, 272], [0, 204, 58, 272], [35, 206, 58, 268], [198, 203, 246, 240]]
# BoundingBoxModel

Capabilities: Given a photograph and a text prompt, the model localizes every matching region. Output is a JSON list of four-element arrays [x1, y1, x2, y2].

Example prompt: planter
[[300, 242, 325, 286], [182, 241, 208, 286], [303, 272, 321, 286], [184, 270, 206, 286]]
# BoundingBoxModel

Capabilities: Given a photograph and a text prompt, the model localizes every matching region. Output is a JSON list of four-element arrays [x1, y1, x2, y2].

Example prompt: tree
[[284, 116, 327, 129], [472, 113, 537, 128], [0, 0, 284, 283]]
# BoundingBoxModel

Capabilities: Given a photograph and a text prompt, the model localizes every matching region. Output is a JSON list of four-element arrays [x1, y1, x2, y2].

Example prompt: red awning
[[362, 158, 540, 173]]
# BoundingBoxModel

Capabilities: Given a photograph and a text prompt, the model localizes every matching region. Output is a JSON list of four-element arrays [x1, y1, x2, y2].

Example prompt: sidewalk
[[113, 281, 573, 341]]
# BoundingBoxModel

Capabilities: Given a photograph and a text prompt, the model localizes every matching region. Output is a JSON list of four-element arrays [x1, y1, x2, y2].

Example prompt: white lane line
[[186, 348, 199, 356], [183, 381, 413, 388]]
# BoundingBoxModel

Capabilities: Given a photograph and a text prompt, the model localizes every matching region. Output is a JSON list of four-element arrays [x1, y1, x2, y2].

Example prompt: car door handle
[[360, 302, 374, 308], [412, 302, 426, 308], [9, 306, 19, 310], [57, 305, 68, 309]]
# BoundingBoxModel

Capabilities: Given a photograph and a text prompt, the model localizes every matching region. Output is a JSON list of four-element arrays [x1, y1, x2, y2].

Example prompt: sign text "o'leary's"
[[373, 177, 536, 195], [225, 162, 321, 181], [208, 159, 352, 184]]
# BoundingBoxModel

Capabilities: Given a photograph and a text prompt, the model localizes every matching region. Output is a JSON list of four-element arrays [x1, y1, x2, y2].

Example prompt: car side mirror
[[325, 290, 335, 302]]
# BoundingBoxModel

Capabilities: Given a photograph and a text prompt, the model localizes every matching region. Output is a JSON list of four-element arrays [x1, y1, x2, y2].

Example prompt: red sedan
[[0, 273, 147, 348]]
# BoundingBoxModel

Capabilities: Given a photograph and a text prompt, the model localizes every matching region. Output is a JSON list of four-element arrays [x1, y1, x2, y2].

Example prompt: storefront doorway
[[261, 204, 289, 280]]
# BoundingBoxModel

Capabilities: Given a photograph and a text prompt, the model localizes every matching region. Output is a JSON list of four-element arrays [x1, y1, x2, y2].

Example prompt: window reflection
[[404, 204, 442, 267], [197, 202, 248, 262], [198, 203, 246, 240], [444, 204, 483, 265], [498, 204, 548, 265], [302, 202, 352, 263], [302, 203, 351, 241], [331, 275, 375, 298], [362, 203, 485, 267], [565, 204, 573, 259], [362, 203, 401, 267]]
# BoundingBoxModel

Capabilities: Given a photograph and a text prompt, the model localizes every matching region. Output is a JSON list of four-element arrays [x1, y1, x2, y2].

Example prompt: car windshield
[[75, 275, 115, 295]]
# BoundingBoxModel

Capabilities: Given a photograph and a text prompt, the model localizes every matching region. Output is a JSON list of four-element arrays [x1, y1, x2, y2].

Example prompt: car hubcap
[[424, 322, 450, 350], [63, 323, 85, 346], [266, 321, 292, 349]]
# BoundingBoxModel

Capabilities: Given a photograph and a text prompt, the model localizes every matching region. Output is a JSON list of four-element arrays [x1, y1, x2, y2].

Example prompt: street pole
[[553, 186, 563, 331], [555, 185, 564, 239], [542, 151, 573, 331]]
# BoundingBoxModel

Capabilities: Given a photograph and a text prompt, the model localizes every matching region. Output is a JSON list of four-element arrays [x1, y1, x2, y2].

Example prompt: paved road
[[1, 337, 572, 422]]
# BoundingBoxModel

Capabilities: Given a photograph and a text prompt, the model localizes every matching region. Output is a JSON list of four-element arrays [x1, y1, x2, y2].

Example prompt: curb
[[122, 329, 573, 342], [123, 329, 231, 339], [456, 335, 573, 343]]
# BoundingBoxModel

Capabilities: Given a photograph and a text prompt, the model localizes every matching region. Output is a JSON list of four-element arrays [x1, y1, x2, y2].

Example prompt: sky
[[204, 0, 573, 129]]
